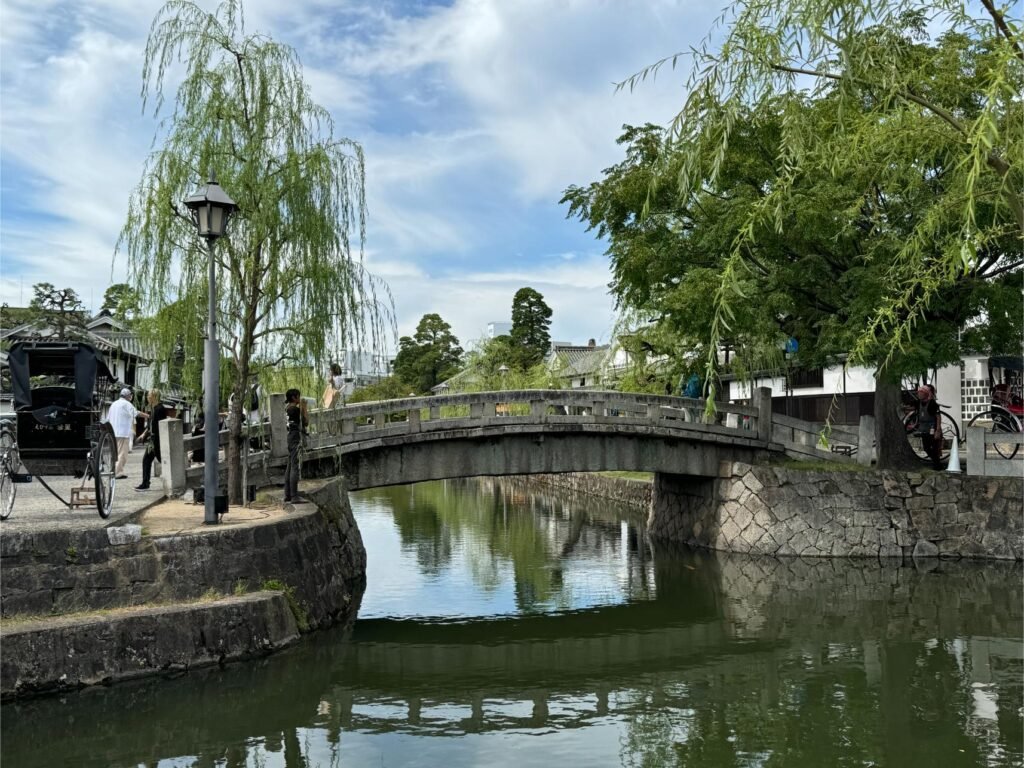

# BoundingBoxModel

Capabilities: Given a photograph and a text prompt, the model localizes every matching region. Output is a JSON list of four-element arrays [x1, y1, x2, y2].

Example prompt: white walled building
[[726, 354, 1016, 428]]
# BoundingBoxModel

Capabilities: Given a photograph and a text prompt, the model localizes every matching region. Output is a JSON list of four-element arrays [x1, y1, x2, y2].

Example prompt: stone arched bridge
[[157, 388, 870, 494]]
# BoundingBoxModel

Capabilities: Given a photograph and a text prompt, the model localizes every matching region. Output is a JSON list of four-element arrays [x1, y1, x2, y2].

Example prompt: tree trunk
[[227, 383, 245, 505], [874, 371, 920, 470]]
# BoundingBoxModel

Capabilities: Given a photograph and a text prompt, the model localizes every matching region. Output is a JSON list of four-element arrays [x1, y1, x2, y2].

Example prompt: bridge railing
[[300, 389, 768, 450], [159, 387, 878, 495]]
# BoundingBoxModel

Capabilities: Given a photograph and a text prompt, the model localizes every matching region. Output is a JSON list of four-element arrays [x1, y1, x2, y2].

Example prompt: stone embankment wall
[[650, 463, 1022, 560], [1, 478, 365, 700], [529, 473, 652, 509]]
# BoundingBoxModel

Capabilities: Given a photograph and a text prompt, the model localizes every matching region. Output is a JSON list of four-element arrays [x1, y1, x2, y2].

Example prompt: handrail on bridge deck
[[158, 387, 878, 496]]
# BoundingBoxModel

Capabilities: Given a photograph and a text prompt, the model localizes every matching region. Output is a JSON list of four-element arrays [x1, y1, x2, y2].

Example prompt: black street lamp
[[184, 172, 238, 524]]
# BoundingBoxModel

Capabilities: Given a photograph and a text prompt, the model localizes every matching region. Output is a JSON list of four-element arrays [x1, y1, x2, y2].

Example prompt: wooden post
[[966, 426, 986, 476], [753, 386, 773, 443], [160, 418, 186, 497], [269, 392, 287, 458], [857, 414, 875, 466]]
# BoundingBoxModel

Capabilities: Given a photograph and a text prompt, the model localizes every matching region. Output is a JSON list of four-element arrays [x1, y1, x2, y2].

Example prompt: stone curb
[[0, 591, 300, 701]]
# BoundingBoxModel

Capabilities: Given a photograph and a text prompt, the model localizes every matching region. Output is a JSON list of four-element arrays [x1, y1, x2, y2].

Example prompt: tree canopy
[[572, 1, 1023, 467], [118, 0, 391, 501], [100, 283, 141, 324], [510, 287, 553, 369], [620, 0, 1021, 391], [392, 313, 464, 394], [27, 283, 88, 340]]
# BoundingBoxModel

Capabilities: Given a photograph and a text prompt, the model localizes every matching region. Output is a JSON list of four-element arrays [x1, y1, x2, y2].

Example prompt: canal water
[[2, 478, 1022, 767]]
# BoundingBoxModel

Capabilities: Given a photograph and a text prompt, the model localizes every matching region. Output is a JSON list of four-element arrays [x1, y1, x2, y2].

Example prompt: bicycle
[[900, 388, 961, 464], [965, 357, 1023, 460], [0, 423, 20, 520]]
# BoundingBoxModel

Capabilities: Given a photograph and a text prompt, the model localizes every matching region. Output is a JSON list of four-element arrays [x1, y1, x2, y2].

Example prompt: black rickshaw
[[0, 341, 119, 519]]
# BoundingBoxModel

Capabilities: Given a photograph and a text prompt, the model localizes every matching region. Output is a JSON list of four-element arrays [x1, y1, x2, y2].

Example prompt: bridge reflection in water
[[2, 479, 1021, 768]]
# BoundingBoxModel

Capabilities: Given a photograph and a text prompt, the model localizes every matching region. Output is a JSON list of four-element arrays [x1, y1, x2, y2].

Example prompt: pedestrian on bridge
[[284, 388, 309, 503]]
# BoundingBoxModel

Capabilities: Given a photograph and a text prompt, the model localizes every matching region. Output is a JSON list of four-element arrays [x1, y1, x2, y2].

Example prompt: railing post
[[269, 392, 287, 458], [531, 399, 545, 418], [470, 402, 484, 419], [160, 418, 186, 497], [429, 405, 440, 420], [752, 387, 773, 442], [592, 399, 605, 418], [966, 426, 986, 476], [408, 408, 421, 432], [857, 414, 875, 466]]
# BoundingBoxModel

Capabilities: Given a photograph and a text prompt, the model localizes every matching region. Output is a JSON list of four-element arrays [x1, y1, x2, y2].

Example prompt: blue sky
[[1, 0, 722, 351]]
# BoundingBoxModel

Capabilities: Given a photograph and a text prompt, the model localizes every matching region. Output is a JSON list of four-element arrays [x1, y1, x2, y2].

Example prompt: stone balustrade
[[157, 388, 888, 496]]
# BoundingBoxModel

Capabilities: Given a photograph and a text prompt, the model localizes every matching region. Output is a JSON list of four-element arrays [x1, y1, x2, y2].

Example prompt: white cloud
[[382, 252, 616, 348], [1, 0, 716, 354]]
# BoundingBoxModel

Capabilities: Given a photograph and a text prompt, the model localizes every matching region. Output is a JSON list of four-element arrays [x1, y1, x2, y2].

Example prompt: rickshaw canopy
[[6, 341, 116, 411], [989, 355, 1024, 373]]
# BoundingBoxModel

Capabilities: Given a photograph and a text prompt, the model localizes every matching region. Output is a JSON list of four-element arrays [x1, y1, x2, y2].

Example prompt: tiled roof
[[548, 345, 611, 377]]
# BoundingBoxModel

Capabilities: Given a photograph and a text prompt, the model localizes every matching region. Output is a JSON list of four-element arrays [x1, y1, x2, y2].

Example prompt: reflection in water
[[2, 478, 1021, 768]]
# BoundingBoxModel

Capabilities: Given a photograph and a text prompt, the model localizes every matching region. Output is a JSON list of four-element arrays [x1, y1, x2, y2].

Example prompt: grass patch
[[776, 459, 874, 473], [1, 592, 231, 629], [598, 471, 654, 482], [261, 579, 310, 632]]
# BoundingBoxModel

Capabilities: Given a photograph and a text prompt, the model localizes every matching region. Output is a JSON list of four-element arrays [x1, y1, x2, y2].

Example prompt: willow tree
[[622, 0, 1022, 465], [119, 0, 390, 502]]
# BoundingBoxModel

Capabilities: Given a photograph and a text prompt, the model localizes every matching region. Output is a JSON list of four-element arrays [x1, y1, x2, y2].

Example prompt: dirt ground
[[136, 496, 312, 537]]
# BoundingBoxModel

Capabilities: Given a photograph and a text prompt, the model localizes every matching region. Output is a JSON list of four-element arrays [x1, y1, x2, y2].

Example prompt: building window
[[789, 367, 824, 389]]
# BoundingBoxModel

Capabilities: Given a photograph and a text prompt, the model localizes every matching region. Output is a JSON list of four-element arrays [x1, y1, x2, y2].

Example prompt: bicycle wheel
[[939, 410, 960, 460], [93, 424, 117, 519], [0, 429, 16, 521], [968, 409, 1022, 460], [902, 410, 958, 463]]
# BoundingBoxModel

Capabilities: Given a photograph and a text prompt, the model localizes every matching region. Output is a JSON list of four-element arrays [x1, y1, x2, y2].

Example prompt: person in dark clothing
[[917, 384, 944, 469], [136, 389, 169, 491], [284, 388, 309, 503]]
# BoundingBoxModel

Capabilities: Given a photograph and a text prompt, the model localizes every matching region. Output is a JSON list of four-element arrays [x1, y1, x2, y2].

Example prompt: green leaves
[[392, 314, 464, 394]]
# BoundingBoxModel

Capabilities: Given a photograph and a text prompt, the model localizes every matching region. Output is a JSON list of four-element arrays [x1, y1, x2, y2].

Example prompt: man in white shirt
[[106, 388, 148, 479]]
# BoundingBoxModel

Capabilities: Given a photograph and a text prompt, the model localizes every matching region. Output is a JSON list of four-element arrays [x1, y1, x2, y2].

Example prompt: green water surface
[[2, 478, 1021, 767]]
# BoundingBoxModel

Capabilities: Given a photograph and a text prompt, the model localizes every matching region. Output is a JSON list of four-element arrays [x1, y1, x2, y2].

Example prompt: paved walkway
[[2, 448, 166, 534]]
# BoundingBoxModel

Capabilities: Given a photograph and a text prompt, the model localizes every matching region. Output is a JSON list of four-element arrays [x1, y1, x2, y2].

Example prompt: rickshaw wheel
[[0, 428, 16, 521], [93, 424, 117, 519]]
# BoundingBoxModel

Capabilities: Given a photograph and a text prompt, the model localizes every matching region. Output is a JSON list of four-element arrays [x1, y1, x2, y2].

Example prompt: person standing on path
[[135, 389, 168, 491], [284, 388, 309, 503], [917, 384, 944, 470], [107, 388, 147, 479]]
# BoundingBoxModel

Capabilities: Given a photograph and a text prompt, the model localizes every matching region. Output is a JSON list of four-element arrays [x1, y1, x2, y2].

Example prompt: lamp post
[[184, 172, 238, 524]]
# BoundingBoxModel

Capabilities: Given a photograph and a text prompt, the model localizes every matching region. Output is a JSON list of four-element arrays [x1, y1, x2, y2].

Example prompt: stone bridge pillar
[[648, 471, 719, 546]]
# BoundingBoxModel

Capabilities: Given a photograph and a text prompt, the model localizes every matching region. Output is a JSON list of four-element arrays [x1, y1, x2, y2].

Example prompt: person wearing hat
[[106, 387, 148, 479]]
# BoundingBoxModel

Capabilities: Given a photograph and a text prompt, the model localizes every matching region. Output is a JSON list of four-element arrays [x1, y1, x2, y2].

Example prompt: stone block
[[106, 525, 143, 546], [913, 539, 939, 558], [882, 475, 912, 497], [906, 496, 934, 512], [739, 471, 765, 496]]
